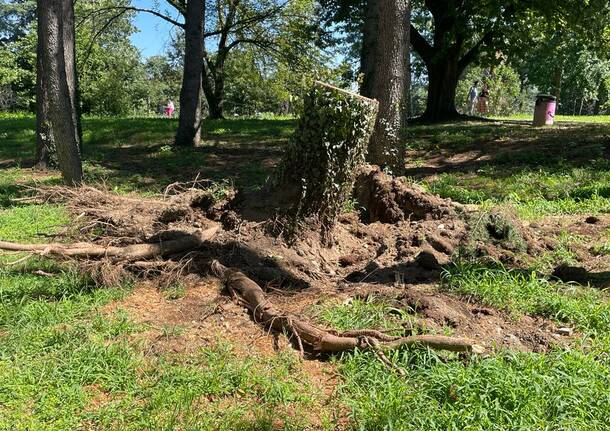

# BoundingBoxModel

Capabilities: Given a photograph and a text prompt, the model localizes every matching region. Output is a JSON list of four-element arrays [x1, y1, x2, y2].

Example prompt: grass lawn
[[1, 114, 609, 429], [405, 119, 610, 219]]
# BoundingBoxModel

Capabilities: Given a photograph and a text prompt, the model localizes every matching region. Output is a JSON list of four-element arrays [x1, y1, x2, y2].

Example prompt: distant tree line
[[2, 0, 609, 122], [0, 0, 348, 119]]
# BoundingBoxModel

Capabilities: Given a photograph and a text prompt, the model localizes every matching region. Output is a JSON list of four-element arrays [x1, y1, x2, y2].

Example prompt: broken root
[[210, 260, 484, 355], [0, 225, 219, 261]]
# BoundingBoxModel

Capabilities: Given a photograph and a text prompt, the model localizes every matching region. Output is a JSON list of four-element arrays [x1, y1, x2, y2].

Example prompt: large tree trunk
[[421, 54, 460, 121], [36, 0, 83, 185], [367, 0, 410, 172], [202, 64, 225, 120], [359, 0, 379, 98], [175, 0, 205, 147]]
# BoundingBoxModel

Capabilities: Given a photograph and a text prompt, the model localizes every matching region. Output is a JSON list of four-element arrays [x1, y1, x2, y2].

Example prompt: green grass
[[319, 282, 610, 430], [338, 345, 610, 430], [441, 262, 610, 335], [312, 296, 413, 333], [493, 114, 610, 123], [406, 120, 610, 219], [0, 115, 294, 194]]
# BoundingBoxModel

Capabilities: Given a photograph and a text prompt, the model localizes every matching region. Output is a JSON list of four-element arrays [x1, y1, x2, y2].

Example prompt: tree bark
[[35, 15, 54, 170], [202, 57, 226, 120], [422, 54, 461, 121], [367, 0, 410, 172], [359, 0, 379, 98], [36, 0, 83, 185], [175, 0, 205, 147]]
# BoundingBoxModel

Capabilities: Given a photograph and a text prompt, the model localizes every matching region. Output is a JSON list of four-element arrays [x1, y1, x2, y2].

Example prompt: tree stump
[[275, 81, 378, 242]]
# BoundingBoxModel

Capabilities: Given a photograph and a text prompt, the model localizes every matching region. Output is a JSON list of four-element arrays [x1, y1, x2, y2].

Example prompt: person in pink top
[[164, 100, 175, 117]]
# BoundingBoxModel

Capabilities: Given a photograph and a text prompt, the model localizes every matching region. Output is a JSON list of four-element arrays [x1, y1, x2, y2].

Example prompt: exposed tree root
[[210, 260, 484, 355], [0, 225, 219, 261]]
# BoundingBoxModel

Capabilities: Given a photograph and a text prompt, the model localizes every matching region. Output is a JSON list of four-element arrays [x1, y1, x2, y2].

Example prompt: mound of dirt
[[2, 168, 569, 356], [353, 165, 457, 223]]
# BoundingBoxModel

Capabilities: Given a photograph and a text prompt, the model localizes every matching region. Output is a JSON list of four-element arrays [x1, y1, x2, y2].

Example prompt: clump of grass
[[531, 231, 586, 272], [338, 344, 610, 430], [441, 262, 610, 334], [312, 296, 412, 333], [0, 204, 68, 242], [162, 282, 187, 300], [463, 208, 528, 256]]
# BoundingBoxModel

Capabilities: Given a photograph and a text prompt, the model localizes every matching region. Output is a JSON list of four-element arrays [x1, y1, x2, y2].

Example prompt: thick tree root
[[210, 260, 484, 355], [0, 225, 219, 261]]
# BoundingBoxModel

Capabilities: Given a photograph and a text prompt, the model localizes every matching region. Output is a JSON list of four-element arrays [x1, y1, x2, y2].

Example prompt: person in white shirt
[[165, 100, 175, 117], [467, 81, 479, 115]]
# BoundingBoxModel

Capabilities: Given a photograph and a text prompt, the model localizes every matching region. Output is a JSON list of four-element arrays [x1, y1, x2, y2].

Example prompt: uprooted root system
[[0, 166, 578, 357]]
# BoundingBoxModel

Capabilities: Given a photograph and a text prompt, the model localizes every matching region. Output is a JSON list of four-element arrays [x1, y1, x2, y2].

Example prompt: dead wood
[[210, 260, 484, 355], [0, 225, 219, 261]]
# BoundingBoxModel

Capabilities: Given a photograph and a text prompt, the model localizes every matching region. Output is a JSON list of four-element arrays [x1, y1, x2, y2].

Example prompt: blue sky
[[129, 1, 182, 58]]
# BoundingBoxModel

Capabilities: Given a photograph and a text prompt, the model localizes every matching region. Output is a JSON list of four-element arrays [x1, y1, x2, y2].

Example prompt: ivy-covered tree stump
[[276, 81, 378, 242]]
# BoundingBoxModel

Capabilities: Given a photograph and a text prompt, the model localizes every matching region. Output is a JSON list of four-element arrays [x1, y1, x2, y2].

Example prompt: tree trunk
[[359, 0, 379, 98], [175, 0, 205, 147], [367, 0, 410, 172], [36, 0, 83, 185], [422, 56, 460, 121], [276, 81, 378, 241], [204, 90, 224, 119], [402, 4, 411, 122], [550, 65, 563, 99], [202, 58, 225, 120], [35, 18, 54, 169]]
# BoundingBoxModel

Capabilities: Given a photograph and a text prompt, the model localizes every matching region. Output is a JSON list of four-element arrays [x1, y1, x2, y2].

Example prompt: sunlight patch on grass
[[312, 297, 414, 333], [338, 345, 610, 430], [441, 262, 610, 335], [0, 204, 68, 242], [425, 163, 610, 219]]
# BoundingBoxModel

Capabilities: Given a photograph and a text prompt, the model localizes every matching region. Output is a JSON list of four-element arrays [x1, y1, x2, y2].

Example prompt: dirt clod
[[585, 216, 600, 224]]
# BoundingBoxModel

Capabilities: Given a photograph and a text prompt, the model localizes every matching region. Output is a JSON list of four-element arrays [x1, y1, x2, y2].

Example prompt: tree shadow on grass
[[84, 117, 295, 192], [404, 121, 610, 178], [0, 116, 295, 193]]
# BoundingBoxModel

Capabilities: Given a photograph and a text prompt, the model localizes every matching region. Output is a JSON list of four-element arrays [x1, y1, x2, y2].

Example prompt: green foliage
[[277, 81, 378, 238], [75, 2, 179, 116], [456, 64, 532, 116], [518, 32, 610, 115]]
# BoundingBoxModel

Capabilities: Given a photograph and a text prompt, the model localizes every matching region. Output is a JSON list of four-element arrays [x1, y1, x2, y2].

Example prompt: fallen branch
[[0, 225, 219, 262], [210, 260, 484, 355]]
